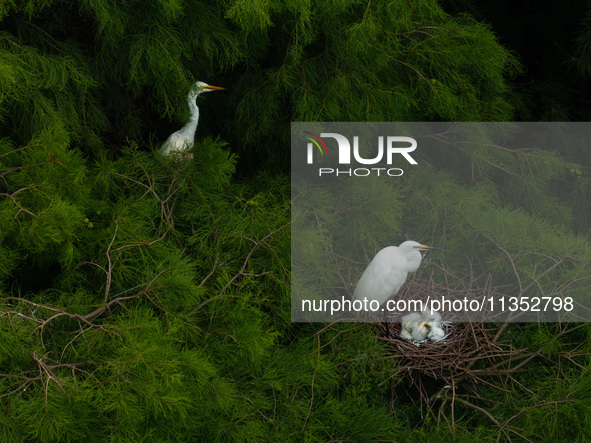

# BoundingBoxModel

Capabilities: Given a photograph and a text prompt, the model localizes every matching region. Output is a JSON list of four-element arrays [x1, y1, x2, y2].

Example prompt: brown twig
[[192, 222, 291, 312]]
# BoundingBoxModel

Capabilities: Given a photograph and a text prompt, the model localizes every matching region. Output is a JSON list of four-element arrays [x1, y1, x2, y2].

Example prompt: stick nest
[[377, 321, 523, 385]]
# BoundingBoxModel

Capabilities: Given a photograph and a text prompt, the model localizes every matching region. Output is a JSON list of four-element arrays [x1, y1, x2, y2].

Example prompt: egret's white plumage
[[353, 241, 444, 307], [160, 81, 225, 157]]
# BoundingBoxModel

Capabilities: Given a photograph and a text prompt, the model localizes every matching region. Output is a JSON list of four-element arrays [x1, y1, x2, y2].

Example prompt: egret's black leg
[[382, 311, 398, 338], [383, 321, 395, 338]]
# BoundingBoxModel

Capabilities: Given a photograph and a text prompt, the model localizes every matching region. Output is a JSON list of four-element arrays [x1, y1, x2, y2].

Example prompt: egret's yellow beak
[[415, 244, 446, 252], [203, 84, 226, 91]]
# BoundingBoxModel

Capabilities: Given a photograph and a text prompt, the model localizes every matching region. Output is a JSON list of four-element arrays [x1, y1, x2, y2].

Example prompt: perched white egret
[[353, 241, 444, 336], [160, 81, 225, 157]]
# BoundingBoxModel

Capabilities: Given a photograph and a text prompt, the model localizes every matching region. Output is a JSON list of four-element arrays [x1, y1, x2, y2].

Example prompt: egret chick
[[412, 321, 432, 341], [401, 312, 422, 332], [427, 324, 445, 342], [160, 81, 225, 158], [400, 329, 413, 340], [407, 321, 431, 341], [421, 308, 445, 341], [400, 312, 431, 341], [421, 307, 442, 324], [400, 312, 420, 340]]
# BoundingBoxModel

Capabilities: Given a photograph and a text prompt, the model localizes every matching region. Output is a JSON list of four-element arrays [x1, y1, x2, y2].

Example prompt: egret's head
[[194, 81, 226, 94], [398, 241, 445, 272], [399, 240, 445, 254]]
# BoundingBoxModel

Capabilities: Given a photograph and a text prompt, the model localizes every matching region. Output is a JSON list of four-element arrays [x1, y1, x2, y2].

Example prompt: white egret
[[160, 81, 225, 157], [353, 240, 444, 337]]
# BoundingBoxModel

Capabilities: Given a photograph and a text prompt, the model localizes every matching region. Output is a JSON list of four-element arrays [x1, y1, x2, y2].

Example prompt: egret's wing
[[161, 131, 191, 156], [353, 246, 408, 306]]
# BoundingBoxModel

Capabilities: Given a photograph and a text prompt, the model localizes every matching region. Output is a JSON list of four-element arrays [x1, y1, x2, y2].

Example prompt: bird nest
[[377, 321, 523, 385], [371, 263, 527, 387]]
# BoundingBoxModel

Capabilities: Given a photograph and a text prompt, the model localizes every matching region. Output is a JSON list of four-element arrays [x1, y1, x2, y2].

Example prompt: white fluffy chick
[[411, 321, 431, 341], [400, 312, 431, 341], [422, 308, 445, 342], [427, 324, 445, 342], [401, 312, 421, 332], [421, 307, 442, 323]]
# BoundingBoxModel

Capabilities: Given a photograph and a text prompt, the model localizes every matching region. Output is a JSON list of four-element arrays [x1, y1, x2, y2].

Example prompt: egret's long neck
[[406, 251, 422, 272], [182, 96, 200, 140]]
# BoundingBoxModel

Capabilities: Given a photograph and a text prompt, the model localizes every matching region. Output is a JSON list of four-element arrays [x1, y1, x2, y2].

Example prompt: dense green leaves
[[1, 0, 591, 441]]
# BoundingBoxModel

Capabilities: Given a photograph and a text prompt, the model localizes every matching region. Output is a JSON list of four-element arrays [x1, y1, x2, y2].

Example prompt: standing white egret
[[353, 240, 444, 336], [160, 81, 225, 157]]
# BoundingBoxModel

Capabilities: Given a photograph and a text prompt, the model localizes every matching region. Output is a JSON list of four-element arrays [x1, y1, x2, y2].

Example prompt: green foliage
[[1, 0, 591, 441]]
